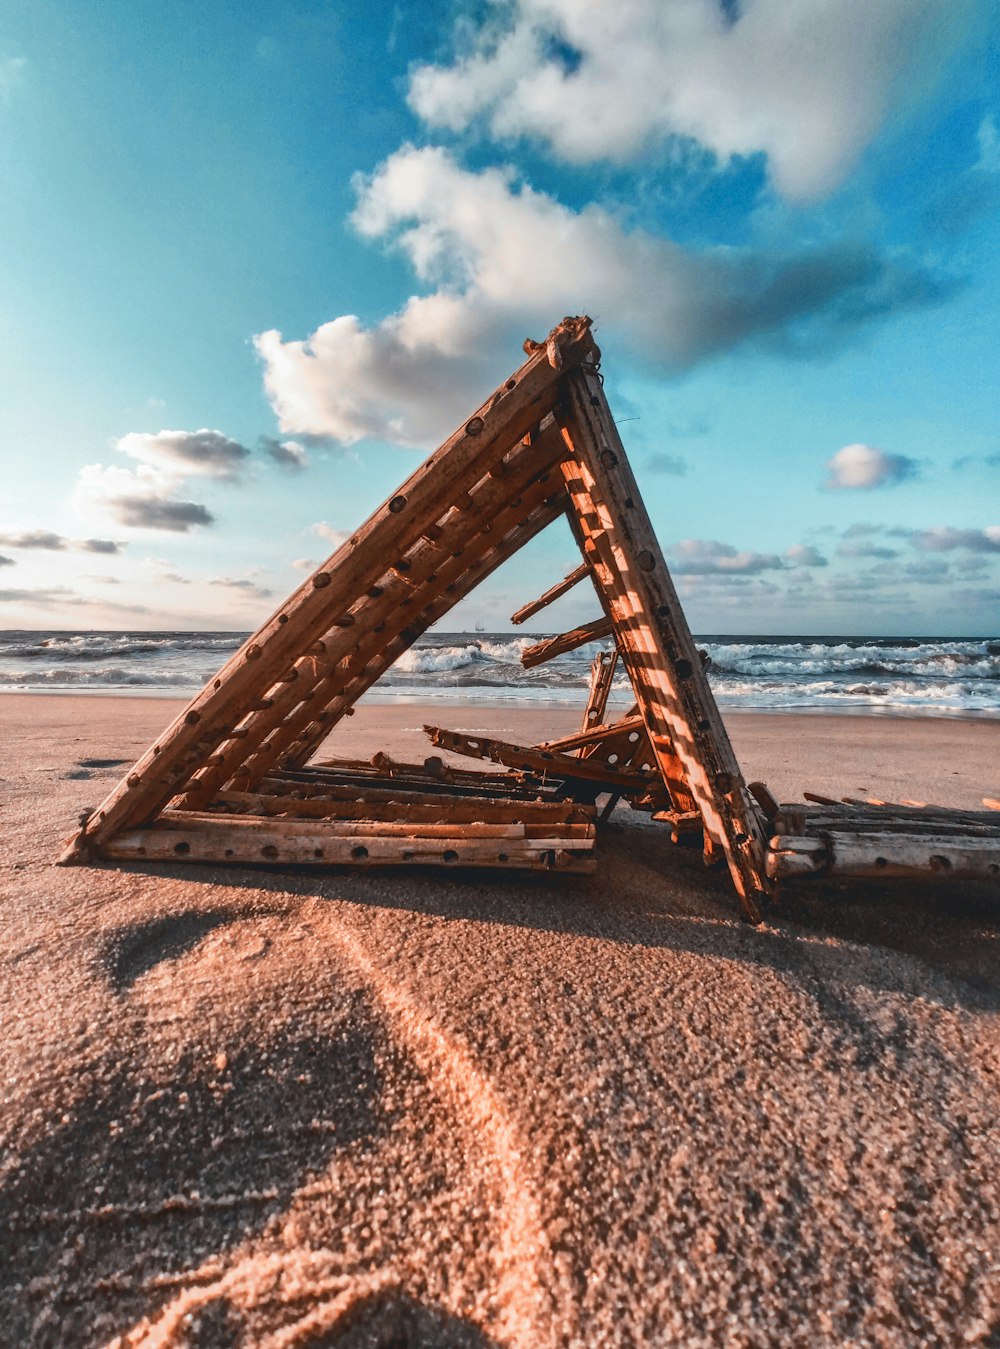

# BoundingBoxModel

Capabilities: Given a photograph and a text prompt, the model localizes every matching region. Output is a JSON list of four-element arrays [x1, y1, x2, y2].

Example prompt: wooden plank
[[155, 811, 595, 841], [212, 791, 593, 825], [556, 369, 770, 920], [520, 617, 614, 669], [424, 725, 659, 795], [510, 561, 591, 625], [102, 825, 596, 872], [60, 317, 597, 863]]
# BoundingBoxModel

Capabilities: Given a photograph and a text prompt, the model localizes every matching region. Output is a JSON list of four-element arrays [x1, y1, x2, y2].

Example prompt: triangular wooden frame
[[59, 317, 770, 921]]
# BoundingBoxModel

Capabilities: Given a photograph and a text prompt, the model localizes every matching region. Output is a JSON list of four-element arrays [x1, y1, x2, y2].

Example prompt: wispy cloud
[[310, 521, 349, 548], [836, 539, 900, 559], [645, 453, 687, 476], [0, 55, 27, 103], [209, 577, 274, 600], [0, 555, 14, 568], [825, 443, 917, 490], [0, 530, 125, 553]]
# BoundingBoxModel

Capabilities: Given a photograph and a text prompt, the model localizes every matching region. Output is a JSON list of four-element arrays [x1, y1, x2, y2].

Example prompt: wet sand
[[1, 695, 998, 1346]]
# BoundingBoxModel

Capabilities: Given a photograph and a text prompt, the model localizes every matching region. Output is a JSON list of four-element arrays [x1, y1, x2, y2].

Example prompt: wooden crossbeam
[[510, 561, 591, 625], [768, 803, 1000, 882], [521, 616, 614, 669]]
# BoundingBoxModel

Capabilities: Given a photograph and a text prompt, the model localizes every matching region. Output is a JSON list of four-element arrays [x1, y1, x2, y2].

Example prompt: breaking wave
[[1, 629, 997, 716]]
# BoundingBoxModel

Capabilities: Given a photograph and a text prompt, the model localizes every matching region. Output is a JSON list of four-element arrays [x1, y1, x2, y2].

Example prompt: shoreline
[[1, 684, 998, 721]]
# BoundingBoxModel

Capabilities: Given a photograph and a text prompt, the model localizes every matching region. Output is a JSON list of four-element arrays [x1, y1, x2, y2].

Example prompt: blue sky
[[0, 0, 998, 635]]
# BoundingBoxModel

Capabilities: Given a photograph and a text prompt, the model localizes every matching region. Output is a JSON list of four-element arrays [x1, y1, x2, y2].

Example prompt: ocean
[[1, 630, 998, 717]]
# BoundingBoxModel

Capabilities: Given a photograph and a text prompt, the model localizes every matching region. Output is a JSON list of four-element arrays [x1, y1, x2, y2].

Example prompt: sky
[[0, 0, 998, 636]]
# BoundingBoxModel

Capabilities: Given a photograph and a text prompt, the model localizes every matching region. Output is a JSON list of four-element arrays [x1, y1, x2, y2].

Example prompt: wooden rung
[[521, 616, 615, 669], [510, 561, 590, 625]]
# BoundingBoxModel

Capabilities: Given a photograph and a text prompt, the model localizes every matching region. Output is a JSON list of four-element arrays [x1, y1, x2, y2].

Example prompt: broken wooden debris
[[57, 314, 995, 917], [423, 725, 662, 802]]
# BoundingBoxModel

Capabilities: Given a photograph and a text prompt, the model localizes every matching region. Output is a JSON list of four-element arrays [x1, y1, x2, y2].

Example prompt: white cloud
[[291, 557, 317, 571], [256, 146, 948, 448], [116, 428, 250, 480], [74, 465, 215, 532], [785, 543, 827, 567], [670, 538, 785, 574], [825, 443, 917, 489], [408, 0, 966, 201]]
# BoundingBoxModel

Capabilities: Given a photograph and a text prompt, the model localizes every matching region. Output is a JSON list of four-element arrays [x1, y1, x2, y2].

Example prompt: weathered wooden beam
[[102, 822, 595, 872], [767, 830, 1000, 883], [266, 484, 569, 777], [556, 369, 769, 920], [521, 617, 614, 669], [510, 561, 591, 625]]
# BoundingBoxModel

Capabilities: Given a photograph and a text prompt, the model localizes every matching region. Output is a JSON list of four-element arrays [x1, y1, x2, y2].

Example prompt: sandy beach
[[1, 694, 998, 1347]]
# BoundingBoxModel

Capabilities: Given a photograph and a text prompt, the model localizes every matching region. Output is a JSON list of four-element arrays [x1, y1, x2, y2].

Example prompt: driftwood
[[767, 803, 1000, 883]]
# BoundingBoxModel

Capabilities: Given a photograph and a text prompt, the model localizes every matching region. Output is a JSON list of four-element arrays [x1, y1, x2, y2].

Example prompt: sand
[[1, 694, 998, 1347]]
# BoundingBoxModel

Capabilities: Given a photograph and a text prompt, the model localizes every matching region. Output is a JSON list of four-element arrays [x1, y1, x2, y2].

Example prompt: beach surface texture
[[2, 695, 998, 1347]]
